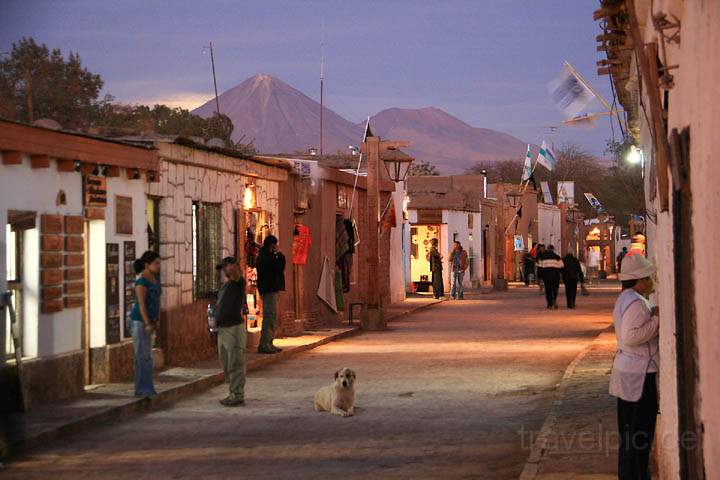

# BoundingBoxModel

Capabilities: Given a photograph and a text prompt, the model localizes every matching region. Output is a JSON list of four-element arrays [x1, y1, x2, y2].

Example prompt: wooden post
[[626, 0, 670, 212], [361, 136, 385, 330]]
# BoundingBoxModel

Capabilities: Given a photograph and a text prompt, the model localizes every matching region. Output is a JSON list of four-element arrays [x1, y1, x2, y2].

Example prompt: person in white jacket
[[609, 254, 659, 480]]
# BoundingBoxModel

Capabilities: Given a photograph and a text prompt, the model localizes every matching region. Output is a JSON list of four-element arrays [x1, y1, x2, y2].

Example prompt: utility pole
[[204, 42, 221, 115]]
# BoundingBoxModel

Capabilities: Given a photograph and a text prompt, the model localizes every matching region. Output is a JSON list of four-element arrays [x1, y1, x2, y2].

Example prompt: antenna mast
[[319, 20, 325, 156], [204, 41, 221, 115]]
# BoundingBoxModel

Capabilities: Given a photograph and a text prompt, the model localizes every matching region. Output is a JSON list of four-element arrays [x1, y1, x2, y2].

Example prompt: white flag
[[521, 144, 533, 181], [548, 64, 595, 118], [536, 141, 557, 172]]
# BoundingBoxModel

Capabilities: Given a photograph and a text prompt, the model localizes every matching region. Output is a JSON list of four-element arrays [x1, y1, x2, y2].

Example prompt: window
[[146, 196, 160, 253], [5, 210, 34, 360], [192, 202, 222, 298]]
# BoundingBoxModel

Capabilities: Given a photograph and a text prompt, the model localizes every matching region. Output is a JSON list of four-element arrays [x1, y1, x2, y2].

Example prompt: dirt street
[[2, 287, 616, 480]]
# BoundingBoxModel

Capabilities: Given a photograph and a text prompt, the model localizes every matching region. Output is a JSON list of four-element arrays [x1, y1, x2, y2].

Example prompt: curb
[[518, 326, 613, 480], [1, 326, 361, 460]]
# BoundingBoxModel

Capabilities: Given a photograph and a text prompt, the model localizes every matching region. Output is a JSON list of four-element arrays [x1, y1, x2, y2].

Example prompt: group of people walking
[[129, 235, 286, 407], [524, 243, 585, 309]]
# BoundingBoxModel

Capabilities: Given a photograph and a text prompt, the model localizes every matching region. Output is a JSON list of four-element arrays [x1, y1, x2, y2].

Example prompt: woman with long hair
[[129, 250, 161, 397]]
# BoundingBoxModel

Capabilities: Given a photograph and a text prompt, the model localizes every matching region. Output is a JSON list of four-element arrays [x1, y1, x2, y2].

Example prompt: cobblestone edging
[[519, 327, 614, 480]]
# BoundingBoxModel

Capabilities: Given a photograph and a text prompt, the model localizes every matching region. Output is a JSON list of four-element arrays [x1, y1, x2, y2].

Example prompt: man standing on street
[[449, 241, 468, 300], [256, 235, 285, 354], [427, 238, 444, 299], [214, 256, 248, 407], [538, 245, 563, 309]]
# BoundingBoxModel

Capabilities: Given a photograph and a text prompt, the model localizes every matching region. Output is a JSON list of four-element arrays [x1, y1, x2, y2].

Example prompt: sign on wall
[[584, 193, 604, 212], [513, 234, 525, 252], [417, 209, 442, 225], [123, 241, 136, 339], [557, 181, 575, 205], [115, 195, 133, 235], [540, 182, 554, 204], [83, 176, 107, 207], [106, 243, 121, 344]]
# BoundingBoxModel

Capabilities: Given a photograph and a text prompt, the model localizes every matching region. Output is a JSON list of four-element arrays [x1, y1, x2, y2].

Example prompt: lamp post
[[505, 189, 523, 282], [361, 123, 411, 330]]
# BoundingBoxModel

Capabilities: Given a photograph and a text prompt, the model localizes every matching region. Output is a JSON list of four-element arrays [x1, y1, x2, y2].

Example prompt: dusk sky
[[1, 1, 622, 157]]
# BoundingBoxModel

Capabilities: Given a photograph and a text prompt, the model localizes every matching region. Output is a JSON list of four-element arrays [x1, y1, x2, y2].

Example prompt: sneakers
[[219, 396, 245, 407]]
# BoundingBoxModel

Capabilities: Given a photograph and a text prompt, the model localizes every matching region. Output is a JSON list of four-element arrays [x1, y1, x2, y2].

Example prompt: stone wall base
[[0, 350, 83, 411], [89, 341, 165, 384]]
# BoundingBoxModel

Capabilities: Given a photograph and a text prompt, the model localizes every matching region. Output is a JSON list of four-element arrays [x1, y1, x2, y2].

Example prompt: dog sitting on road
[[314, 367, 356, 417]]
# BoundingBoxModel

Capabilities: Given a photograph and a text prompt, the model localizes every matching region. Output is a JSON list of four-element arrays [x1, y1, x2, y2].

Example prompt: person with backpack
[[129, 251, 162, 398], [214, 256, 249, 407], [256, 235, 286, 354], [449, 241, 469, 300], [538, 245, 563, 309]]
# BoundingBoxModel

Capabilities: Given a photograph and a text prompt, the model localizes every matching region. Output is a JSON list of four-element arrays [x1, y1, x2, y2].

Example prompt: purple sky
[[1, 0, 622, 157]]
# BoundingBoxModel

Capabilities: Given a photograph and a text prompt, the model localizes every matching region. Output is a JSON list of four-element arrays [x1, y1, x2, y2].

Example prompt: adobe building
[[0, 119, 159, 409], [405, 176, 485, 293], [595, 1, 720, 476]]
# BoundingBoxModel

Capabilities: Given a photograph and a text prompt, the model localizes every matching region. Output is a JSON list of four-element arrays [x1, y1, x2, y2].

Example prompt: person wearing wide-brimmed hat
[[610, 254, 659, 480]]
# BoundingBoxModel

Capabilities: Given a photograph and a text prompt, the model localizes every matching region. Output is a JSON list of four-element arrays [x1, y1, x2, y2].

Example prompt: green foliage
[[467, 143, 645, 224], [0, 37, 255, 153], [409, 159, 440, 176], [0, 37, 103, 127]]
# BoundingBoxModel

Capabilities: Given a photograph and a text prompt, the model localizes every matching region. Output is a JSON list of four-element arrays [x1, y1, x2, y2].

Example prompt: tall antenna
[[319, 18, 325, 156], [203, 41, 221, 115]]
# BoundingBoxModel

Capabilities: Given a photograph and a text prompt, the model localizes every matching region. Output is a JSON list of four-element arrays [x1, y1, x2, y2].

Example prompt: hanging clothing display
[[335, 217, 356, 292], [317, 256, 338, 313], [292, 224, 312, 265]]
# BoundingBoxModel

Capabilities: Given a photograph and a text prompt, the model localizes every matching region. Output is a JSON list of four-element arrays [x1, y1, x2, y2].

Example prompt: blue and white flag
[[521, 144, 533, 181], [536, 141, 557, 172], [548, 64, 596, 118]]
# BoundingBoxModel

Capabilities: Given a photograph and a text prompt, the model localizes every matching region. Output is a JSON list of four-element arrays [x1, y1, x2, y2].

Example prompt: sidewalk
[[520, 330, 618, 480], [0, 296, 441, 460]]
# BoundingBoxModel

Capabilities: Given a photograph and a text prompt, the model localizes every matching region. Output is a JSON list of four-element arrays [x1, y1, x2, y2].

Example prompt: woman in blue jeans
[[129, 251, 162, 397]]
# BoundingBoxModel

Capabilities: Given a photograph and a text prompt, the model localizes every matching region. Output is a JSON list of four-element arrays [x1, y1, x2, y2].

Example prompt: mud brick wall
[[39, 214, 85, 313]]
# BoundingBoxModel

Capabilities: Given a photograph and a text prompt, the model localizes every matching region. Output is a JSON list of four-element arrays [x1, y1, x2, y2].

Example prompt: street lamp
[[481, 169, 488, 199], [380, 147, 414, 183]]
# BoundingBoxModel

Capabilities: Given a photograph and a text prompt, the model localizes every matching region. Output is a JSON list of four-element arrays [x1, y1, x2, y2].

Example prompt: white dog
[[314, 367, 356, 417]]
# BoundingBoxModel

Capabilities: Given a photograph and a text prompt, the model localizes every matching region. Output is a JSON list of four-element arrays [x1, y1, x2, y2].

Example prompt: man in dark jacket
[[426, 238, 444, 299], [562, 252, 585, 309], [538, 245, 563, 309], [215, 256, 249, 406], [256, 235, 285, 354]]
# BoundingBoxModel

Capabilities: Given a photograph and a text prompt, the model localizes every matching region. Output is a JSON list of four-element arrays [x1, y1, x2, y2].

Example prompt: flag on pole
[[521, 144, 533, 181], [536, 141, 557, 172], [548, 63, 596, 118]]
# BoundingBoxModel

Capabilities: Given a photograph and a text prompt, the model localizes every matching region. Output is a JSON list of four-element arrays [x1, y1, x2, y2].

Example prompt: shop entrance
[[409, 224, 440, 293]]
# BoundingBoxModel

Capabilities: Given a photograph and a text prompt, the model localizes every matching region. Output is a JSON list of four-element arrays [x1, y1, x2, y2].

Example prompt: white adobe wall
[[444, 210, 482, 288], [537, 204, 562, 253], [388, 185, 406, 304], [0, 154, 83, 358]]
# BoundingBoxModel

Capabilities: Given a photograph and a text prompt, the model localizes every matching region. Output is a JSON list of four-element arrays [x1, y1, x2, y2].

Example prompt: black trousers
[[617, 373, 658, 480], [431, 270, 444, 299], [544, 279, 559, 307], [565, 280, 578, 308]]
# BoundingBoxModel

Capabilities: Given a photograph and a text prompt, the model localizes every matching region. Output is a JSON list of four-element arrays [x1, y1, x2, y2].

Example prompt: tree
[[0, 37, 103, 127], [467, 159, 523, 183], [408, 159, 440, 176]]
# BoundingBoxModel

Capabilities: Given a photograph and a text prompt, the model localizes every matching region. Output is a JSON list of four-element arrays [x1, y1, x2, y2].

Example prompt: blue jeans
[[131, 321, 156, 396], [451, 270, 464, 299]]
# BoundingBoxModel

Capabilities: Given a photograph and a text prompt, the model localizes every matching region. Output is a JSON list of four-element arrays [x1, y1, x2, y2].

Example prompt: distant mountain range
[[193, 74, 528, 173]]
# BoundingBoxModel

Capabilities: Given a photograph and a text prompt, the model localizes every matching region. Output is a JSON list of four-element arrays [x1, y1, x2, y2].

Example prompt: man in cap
[[214, 256, 248, 406]]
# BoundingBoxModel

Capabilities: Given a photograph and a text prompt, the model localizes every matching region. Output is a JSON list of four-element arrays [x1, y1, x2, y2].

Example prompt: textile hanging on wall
[[379, 196, 397, 234], [317, 256, 338, 313], [292, 224, 312, 265]]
